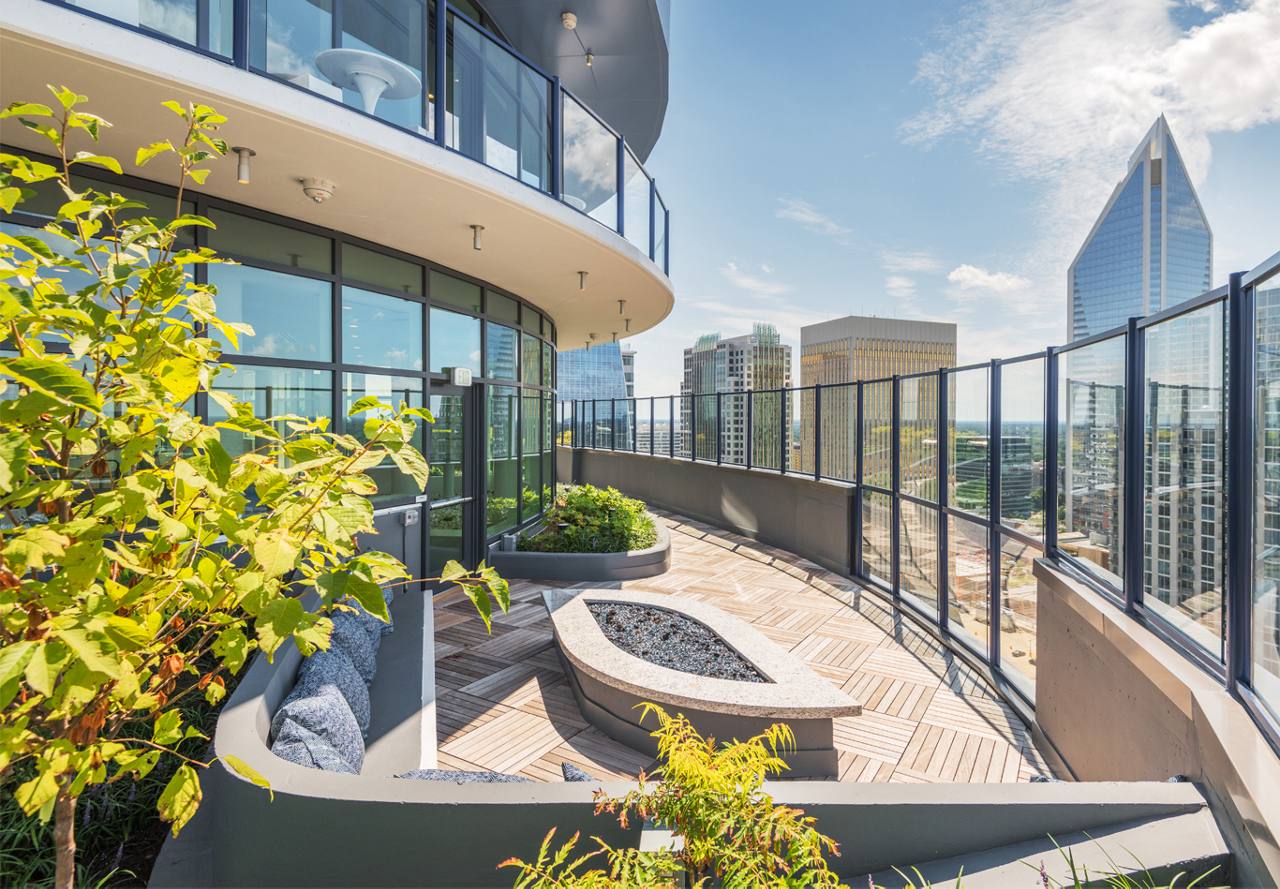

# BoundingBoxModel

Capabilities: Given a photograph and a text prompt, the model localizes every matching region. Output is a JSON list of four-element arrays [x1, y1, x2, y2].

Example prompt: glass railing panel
[[1057, 336, 1126, 587], [655, 191, 668, 268], [793, 388, 814, 474], [948, 367, 989, 516], [862, 489, 892, 585], [449, 12, 550, 190], [999, 533, 1041, 692], [694, 394, 717, 460], [751, 390, 782, 470], [900, 374, 939, 501], [722, 393, 747, 465], [675, 396, 692, 459], [948, 514, 990, 653], [520, 392, 541, 521], [818, 383, 856, 482], [618, 399, 636, 452], [863, 381, 892, 488], [342, 0, 426, 131], [636, 399, 652, 453], [486, 386, 518, 536], [71, 0, 234, 57], [900, 501, 939, 617], [623, 148, 651, 255], [1000, 357, 1046, 538], [1254, 269, 1280, 720], [562, 93, 619, 229], [1143, 301, 1226, 660]]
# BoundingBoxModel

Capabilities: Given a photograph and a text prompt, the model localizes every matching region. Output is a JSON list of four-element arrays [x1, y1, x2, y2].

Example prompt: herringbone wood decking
[[434, 511, 1051, 784]]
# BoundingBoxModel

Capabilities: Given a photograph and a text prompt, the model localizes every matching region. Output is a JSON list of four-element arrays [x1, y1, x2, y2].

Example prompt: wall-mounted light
[[470, 224, 485, 251], [578, 271, 588, 291], [232, 147, 256, 185]]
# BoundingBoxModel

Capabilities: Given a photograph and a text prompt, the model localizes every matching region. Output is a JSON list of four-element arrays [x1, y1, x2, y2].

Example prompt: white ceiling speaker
[[300, 177, 335, 203]]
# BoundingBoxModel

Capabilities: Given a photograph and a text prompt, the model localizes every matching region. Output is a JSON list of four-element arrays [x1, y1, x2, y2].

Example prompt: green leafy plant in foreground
[[0, 88, 508, 889], [501, 704, 842, 888], [518, 484, 656, 554]]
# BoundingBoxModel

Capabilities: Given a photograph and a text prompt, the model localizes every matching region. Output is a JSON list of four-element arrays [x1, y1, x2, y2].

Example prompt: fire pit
[[544, 589, 861, 779]]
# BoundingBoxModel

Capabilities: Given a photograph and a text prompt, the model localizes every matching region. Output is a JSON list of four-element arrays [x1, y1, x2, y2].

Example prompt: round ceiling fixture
[[300, 177, 336, 203], [561, 11, 577, 29]]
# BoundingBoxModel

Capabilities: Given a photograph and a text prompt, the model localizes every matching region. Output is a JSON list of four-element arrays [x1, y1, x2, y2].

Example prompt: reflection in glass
[[1000, 358, 1045, 538], [342, 373, 424, 498], [430, 307, 481, 374], [251, 0, 335, 92], [429, 504, 464, 576], [428, 392, 465, 501], [863, 381, 892, 488], [210, 366, 332, 459], [1254, 271, 1280, 719], [208, 265, 331, 360], [948, 368, 989, 516], [899, 501, 939, 616], [521, 333, 541, 384], [1144, 303, 1225, 659], [487, 292, 519, 324], [342, 286, 423, 370], [562, 95, 617, 229], [900, 375, 939, 501], [341, 244, 422, 295], [207, 209, 332, 272], [999, 534, 1040, 690], [542, 342, 553, 387], [1058, 337, 1126, 586], [429, 271, 482, 312], [137, 0, 232, 55], [485, 323, 517, 380], [862, 490, 892, 584], [521, 393, 541, 521], [486, 386, 518, 536], [341, 0, 425, 130], [948, 515, 989, 651]]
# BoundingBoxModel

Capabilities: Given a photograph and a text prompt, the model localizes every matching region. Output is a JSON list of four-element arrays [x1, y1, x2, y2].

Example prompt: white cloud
[[885, 275, 918, 299], [947, 264, 1031, 293], [775, 198, 853, 241], [690, 300, 827, 344], [720, 261, 791, 298], [881, 250, 943, 274]]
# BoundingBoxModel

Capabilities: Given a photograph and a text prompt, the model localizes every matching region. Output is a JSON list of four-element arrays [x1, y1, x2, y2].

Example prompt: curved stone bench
[[486, 515, 671, 582]]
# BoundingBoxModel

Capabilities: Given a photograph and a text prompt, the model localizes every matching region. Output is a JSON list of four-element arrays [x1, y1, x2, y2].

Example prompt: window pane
[[485, 322, 518, 380], [818, 383, 856, 482], [342, 286, 423, 370], [1057, 336, 1126, 587], [900, 501, 939, 617], [1000, 358, 1045, 538], [542, 342, 553, 387], [562, 95, 617, 229], [429, 307, 480, 374], [1254, 270, 1280, 719], [949, 367, 989, 517], [862, 490, 891, 584], [341, 244, 422, 296], [522, 305, 542, 333], [430, 271, 482, 313], [1144, 302, 1226, 660], [487, 292, 519, 324], [521, 393, 541, 521], [342, 373, 424, 499], [341, 0, 424, 131], [210, 366, 331, 459], [863, 381, 892, 488], [999, 534, 1040, 692], [900, 375, 939, 501], [428, 391, 465, 501], [948, 515, 989, 653], [521, 333, 541, 384], [207, 209, 332, 272], [252, 0, 334, 85], [208, 265, 331, 360], [487, 386, 518, 536]]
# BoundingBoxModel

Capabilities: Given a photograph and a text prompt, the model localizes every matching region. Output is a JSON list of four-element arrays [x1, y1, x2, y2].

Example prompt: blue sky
[[626, 0, 1280, 397]]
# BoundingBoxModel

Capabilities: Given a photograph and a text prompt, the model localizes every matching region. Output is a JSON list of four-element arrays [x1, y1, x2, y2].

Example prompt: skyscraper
[[1068, 115, 1212, 341], [621, 344, 637, 397], [557, 342, 630, 448], [798, 316, 956, 479], [680, 324, 791, 464]]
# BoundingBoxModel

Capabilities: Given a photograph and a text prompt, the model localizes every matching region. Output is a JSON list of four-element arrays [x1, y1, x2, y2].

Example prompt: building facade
[[621, 344, 637, 397], [0, 0, 674, 581], [798, 316, 957, 480], [680, 324, 791, 464]]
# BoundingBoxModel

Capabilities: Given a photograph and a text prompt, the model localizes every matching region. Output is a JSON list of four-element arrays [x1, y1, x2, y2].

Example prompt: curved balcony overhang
[[0, 1, 674, 346]]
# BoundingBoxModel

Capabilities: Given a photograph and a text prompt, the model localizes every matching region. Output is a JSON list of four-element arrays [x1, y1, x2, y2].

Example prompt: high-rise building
[[798, 316, 956, 479], [621, 344, 637, 397], [557, 342, 629, 403], [1068, 115, 1212, 341], [680, 324, 791, 464]]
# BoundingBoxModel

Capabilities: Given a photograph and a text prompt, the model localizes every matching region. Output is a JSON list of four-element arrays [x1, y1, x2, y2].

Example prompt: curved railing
[[35, 0, 670, 274], [558, 252, 1280, 754]]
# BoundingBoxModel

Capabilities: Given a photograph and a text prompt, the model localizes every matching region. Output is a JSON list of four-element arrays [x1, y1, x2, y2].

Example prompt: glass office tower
[[558, 342, 630, 447]]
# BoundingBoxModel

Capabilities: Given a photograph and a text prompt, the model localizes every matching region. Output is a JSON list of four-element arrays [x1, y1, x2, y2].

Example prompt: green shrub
[[517, 485, 656, 554]]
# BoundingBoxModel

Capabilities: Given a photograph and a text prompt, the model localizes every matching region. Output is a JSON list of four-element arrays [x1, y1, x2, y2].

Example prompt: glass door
[[427, 384, 478, 573]]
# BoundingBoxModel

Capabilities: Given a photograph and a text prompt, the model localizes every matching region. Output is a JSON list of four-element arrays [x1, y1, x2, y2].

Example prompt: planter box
[[487, 516, 670, 582]]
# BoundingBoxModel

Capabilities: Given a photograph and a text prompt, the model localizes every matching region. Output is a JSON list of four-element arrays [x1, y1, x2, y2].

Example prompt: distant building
[[557, 342, 629, 447], [621, 344, 636, 397], [798, 316, 956, 479], [680, 324, 791, 464]]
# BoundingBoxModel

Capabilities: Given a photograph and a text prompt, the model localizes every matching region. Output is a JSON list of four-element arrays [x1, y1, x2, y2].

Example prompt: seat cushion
[[270, 685, 365, 773], [289, 647, 371, 734], [561, 762, 592, 782], [396, 768, 532, 784], [329, 611, 380, 684], [270, 722, 359, 774]]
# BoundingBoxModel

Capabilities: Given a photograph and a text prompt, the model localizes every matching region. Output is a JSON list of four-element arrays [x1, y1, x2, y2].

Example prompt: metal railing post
[[433, 0, 448, 146], [746, 390, 754, 470], [1044, 347, 1059, 557], [649, 178, 657, 262], [988, 360, 1002, 668], [716, 392, 723, 464], [669, 396, 675, 459], [610, 398, 617, 451], [615, 138, 626, 235], [854, 381, 865, 577], [779, 389, 788, 474], [1226, 272, 1252, 693], [814, 384, 823, 481], [550, 76, 563, 198], [649, 396, 655, 456], [232, 0, 249, 68], [937, 368, 950, 631], [1123, 317, 1144, 614], [891, 376, 901, 598], [664, 208, 671, 275], [632, 398, 638, 452]]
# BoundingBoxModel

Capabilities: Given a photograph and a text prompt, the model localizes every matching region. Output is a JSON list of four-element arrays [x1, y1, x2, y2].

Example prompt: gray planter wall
[[487, 518, 671, 581]]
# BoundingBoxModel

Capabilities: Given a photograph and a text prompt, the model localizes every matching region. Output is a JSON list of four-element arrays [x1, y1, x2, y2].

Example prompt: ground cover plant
[[518, 484, 656, 554], [0, 88, 507, 888]]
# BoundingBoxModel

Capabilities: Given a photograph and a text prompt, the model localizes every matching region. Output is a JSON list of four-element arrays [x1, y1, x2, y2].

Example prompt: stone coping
[[545, 588, 862, 719]]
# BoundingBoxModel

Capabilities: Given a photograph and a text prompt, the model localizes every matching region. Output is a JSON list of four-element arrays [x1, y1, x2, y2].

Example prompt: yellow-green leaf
[[0, 355, 101, 411], [252, 529, 299, 578], [222, 754, 273, 800], [158, 764, 202, 836]]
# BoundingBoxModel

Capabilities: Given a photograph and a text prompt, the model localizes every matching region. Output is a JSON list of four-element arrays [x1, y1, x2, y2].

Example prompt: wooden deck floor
[[433, 512, 1051, 784]]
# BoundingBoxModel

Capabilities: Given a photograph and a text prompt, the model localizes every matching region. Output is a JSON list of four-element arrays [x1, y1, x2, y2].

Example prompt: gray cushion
[[289, 647, 371, 734], [270, 685, 365, 773], [270, 722, 358, 774], [561, 762, 592, 782], [397, 768, 532, 784], [329, 612, 379, 684]]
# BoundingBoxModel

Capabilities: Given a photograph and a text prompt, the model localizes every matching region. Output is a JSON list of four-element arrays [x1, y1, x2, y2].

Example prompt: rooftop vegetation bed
[[518, 485, 657, 555]]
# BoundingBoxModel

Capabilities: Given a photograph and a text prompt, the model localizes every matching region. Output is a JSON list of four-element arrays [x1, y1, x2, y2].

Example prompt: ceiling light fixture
[[624, 318, 631, 332], [617, 299, 626, 315], [231, 146, 256, 185], [300, 177, 335, 203], [585, 50, 594, 68], [470, 224, 485, 251], [561, 11, 577, 29], [578, 271, 588, 291]]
